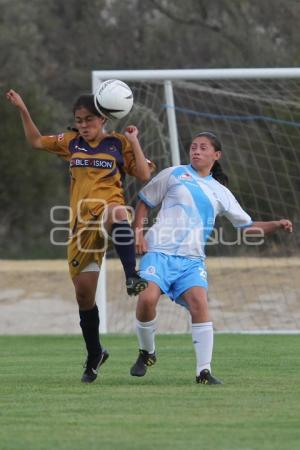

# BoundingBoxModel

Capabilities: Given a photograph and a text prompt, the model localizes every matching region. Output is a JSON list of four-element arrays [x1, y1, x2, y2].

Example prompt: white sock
[[136, 317, 157, 354], [192, 322, 214, 375]]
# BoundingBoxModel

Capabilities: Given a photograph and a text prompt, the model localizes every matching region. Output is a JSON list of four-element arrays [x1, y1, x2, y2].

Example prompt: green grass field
[[1, 334, 299, 450]]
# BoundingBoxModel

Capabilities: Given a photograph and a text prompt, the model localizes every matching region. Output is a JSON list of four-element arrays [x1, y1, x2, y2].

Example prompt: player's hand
[[124, 125, 139, 141], [279, 219, 293, 233], [6, 89, 27, 111], [135, 229, 148, 255]]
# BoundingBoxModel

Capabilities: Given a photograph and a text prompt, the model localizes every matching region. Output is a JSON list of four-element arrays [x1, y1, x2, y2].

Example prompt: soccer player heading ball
[[131, 132, 293, 385], [6, 88, 153, 383]]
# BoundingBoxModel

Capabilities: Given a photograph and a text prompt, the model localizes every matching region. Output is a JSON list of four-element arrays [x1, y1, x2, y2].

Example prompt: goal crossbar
[[92, 67, 300, 84]]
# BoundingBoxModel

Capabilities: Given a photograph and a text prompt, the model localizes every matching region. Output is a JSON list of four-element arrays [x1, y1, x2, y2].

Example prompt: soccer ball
[[94, 79, 134, 120]]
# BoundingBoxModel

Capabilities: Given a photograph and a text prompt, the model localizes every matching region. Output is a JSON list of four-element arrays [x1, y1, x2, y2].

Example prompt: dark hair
[[72, 94, 102, 117], [195, 131, 229, 186]]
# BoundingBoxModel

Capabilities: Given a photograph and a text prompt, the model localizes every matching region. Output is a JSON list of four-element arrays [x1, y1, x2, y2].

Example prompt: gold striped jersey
[[40, 131, 139, 230]]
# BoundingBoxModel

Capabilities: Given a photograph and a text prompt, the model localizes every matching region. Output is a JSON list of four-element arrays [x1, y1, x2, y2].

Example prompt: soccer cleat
[[126, 273, 148, 296], [130, 349, 156, 377], [196, 368, 223, 385], [81, 349, 109, 383]]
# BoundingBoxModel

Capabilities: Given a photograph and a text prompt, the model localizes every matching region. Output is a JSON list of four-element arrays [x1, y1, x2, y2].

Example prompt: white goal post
[[92, 68, 300, 334]]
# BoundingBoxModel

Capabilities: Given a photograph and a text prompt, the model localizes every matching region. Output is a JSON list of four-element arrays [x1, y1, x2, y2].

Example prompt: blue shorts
[[139, 252, 208, 309]]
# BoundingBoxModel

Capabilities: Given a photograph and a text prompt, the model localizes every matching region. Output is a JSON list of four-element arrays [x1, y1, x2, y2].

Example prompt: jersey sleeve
[[221, 187, 253, 228], [39, 132, 74, 161], [138, 167, 174, 208], [119, 134, 156, 177]]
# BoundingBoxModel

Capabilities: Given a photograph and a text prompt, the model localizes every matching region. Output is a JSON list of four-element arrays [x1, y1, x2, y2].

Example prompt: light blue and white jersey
[[138, 164, 252, 259]]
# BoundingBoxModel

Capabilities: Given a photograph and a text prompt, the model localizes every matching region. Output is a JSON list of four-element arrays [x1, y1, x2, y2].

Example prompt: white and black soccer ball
[[94, 79, 134, 120]]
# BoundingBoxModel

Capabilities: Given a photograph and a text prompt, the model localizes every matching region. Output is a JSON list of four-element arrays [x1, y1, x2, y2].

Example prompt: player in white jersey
[[130, 132, 293, 384]]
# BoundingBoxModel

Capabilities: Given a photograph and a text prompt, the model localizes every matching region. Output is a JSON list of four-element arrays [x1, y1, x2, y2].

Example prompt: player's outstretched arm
[[6, 89, 43, 149], [244, 219, 293, 235], [125, 125, 151, 183], [134, 200, 151, 255]]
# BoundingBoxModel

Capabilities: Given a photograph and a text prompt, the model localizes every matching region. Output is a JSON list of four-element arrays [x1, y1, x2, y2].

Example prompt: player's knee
[[75, 285, 96, 309], [188, 296, 208, 317], [136, 293, 156, 313], [110, 204, 128, 222]]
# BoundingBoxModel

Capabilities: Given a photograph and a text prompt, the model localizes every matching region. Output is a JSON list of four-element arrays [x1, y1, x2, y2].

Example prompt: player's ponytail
[[196, 132, 229, 186], [211, 160, 229, 186]]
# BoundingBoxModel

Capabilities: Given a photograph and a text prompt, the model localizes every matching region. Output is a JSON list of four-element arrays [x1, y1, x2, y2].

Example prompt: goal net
[[92, 69, 300, 334]]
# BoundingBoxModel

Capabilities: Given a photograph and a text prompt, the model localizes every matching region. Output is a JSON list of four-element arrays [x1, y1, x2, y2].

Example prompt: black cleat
[[81, 349, 109, 383], [196, 368, 223, 385], [126, 273, 148, 296], [130, 349, 156, 377]]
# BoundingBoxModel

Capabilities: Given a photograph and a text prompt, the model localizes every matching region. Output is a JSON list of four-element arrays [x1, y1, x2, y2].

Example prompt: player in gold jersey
[[6, 89, 152, 383]]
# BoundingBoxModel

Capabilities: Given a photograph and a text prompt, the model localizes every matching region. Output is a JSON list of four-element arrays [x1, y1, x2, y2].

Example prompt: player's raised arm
[[124, 125, 151, 183], [6, 89, 43, 149]]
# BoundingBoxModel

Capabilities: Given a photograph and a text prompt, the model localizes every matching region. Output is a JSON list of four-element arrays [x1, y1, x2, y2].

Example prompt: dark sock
[[111, 221, 136, 279], [79, 305, 102, 359]]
